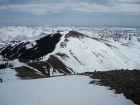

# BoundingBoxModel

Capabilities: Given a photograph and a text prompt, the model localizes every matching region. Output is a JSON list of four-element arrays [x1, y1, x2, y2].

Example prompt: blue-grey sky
[[0, 0, 140, 27]]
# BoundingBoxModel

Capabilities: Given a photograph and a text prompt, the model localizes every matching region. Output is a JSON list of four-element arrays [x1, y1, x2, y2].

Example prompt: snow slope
[[0, 74, 135, 105], [0, 26, 140, 75], [41, 31, 140, 72], [0, 26, 51, 43]]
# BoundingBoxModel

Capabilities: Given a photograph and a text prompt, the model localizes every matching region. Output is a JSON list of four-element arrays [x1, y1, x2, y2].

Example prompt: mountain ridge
[[0, 27, 140, 77]]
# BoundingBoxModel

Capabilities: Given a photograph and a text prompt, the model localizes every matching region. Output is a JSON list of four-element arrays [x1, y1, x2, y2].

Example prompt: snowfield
[[0, 75, 136, 105]]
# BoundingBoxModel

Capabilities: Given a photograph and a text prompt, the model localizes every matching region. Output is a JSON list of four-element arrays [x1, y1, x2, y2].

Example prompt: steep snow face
[[42, 31, 140, 72], [0, 75, 136, 105]]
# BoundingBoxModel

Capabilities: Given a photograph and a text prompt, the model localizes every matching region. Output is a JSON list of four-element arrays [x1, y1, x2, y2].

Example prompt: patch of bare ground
[[56, 53, 69, 59], [87, 70, 140, 105], [27, 62, 50, 76], [65, 31, 85, 39], [47, 55, 73, 74], [14, 66, 47, 79]]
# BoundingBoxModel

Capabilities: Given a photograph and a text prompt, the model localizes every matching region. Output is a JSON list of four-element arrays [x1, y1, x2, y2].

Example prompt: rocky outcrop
[[89, 70, 140, 105]]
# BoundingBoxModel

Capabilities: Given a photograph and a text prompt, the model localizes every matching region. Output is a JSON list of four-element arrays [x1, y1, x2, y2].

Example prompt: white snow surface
[[25, 41, 37, 49], [42, 31, 140, 72], [0, 26, 74, 43], [0, 68, 18, 82], [0, 74, 136, 105], [0, 26, 139, 43], [0, 59, 31, 80], [0, 26, 50, 42], [13, 59, 23, 67]]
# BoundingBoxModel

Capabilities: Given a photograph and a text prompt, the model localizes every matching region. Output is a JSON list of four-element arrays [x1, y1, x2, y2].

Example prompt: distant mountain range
[[0, 26, 140, 78]]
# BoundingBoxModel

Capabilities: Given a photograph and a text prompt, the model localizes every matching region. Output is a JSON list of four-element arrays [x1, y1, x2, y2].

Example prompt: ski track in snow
[[30, 80, 42, 105], [0, 74, 136, 105]]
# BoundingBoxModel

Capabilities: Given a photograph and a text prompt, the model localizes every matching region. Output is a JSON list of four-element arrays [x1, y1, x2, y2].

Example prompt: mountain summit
[[0, 27, 140, 77]]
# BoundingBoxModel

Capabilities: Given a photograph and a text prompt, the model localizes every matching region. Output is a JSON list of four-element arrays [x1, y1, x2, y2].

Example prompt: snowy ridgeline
[[0, 75, 136, 105], [0, 26, 140, 77], [0, 26, 140, 44], [40, 31, 140, 72], [0, 26, 139, 105]]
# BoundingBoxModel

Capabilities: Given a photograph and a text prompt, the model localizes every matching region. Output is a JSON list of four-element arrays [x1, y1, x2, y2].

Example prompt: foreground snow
[[0, 75, 135, 105]]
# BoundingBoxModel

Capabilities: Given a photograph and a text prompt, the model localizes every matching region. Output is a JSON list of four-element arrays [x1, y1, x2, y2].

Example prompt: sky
[[0, 0, 140, 27]]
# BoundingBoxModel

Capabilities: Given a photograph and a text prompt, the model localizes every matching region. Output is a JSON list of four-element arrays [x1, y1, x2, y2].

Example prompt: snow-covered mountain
[[0, 26, 140, 77], [0, 26, 139, 105]]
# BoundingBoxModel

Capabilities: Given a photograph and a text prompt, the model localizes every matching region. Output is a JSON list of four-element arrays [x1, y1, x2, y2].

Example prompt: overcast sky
[[0, 0, 140, 27]]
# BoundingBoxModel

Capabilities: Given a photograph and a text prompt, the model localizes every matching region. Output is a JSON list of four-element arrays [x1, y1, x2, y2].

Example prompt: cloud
[[0, 1, 139, 15], [4, 3, 67, 15], [0, 5, 8, 10], [0, 19, 17, 23], [110, 0, 140, 3], [22, 18, 37, 21]]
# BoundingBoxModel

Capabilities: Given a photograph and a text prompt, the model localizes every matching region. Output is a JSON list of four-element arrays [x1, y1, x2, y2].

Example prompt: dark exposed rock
[[56, 53, 69, 59], [0, 33, 62, 60], [14, 66, 47, 79], [65, 31, 85, 39], [27, 62, 50, 76], [47, 55, 73, 74]]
